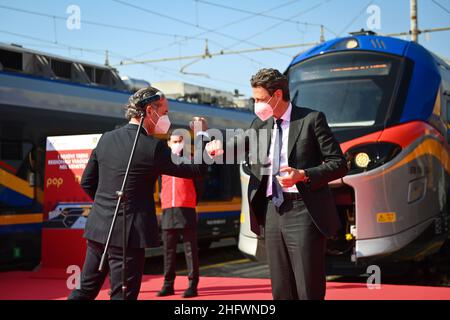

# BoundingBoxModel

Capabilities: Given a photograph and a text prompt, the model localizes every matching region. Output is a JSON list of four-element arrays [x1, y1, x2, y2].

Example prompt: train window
[[51, 59, 72, 79], [288, 52, 402, 127], [201, 164, 226, 201], [0, 49, 22, 71], [82, 65, 94, 82], [95, 68, 105, 84], [0, 140, 34, 179], [0, 140, 35, 210], [1, 140, 22, 160], [199, 163, 238, 202]]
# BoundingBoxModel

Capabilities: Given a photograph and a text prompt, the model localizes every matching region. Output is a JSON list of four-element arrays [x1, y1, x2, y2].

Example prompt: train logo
[[46, 177, 64, 189]]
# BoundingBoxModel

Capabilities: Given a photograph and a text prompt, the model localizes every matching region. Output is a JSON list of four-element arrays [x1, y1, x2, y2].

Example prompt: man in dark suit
[[68, 86, 220, 300], [246, 69, 348, 300]]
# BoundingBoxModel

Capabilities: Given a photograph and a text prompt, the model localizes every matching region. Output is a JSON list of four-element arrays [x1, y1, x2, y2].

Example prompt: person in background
[[157, 133, 201, 298]]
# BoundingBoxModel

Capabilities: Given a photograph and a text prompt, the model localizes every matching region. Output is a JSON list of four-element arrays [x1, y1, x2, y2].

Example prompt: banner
[[43, 134, 101, 226]]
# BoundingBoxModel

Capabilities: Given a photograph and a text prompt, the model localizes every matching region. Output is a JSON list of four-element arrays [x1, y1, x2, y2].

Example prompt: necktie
[[271, 119, 284, 208]]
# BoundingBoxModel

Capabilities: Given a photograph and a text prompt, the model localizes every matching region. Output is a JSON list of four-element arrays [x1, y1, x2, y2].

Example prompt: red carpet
[[1, 270, 450, 300]]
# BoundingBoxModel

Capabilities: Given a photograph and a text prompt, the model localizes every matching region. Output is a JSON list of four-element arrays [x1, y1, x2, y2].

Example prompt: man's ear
[[146, 105, 153, 117], [275, 89, 283, 99]]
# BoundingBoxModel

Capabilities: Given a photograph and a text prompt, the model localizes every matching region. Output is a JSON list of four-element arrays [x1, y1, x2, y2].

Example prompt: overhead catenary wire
[[0, 2, 264, 67], [0, 30, 108, 56], [219, 0, 334, 53], [116, 0, 332, 73], [130, 0, 334, 60], [0, 29, 250, 90], [0, 4, 205, 41], [383, 26, 450, 37], [117, 41, 319, 66], [112, 0, 302, 60], [3, 1, 449, 92], [196, 0, 338, 36], [336, 0, 374, 36], [432, 0, 450, 15]]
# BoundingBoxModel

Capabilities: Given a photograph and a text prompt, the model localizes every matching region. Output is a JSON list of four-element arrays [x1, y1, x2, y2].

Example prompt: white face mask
[[254, 95, 280, 121], [150, 111, 171, 134], [170, 141, 184, 155]]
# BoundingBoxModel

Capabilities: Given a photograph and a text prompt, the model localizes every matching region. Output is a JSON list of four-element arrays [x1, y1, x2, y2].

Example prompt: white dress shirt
[[266, 103, 299, 196]]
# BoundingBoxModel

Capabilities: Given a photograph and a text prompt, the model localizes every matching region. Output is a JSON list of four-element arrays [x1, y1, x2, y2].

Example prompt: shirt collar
[[128, 120, 149, 135], [275, 102, 292, 123]]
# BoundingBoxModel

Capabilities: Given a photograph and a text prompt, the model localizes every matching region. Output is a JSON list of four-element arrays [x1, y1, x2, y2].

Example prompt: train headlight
[[330, 38, 360, 50], [345, 142, 402, 175], [354, 152, 370, 168], [345, 39, 359, 49]]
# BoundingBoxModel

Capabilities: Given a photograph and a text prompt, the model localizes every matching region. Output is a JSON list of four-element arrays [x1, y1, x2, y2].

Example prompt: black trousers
[[68, 240, 145, 300], [162, 227, 199, 287], [265, 198, 327, 300]]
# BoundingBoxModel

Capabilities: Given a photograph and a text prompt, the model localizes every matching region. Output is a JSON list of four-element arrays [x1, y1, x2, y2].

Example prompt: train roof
[[288, 32, 450, 126], [0, 42, 113, 70], [0, 42, 129, 92], [0, 43, 254, 131], [289, 34, 450, 70]]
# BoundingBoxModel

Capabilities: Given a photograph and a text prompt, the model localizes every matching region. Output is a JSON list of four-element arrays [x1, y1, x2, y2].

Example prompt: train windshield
[[288, 51, 402, 127]]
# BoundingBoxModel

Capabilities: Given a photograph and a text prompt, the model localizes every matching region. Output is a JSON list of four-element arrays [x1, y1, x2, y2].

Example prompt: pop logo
[[47, 177, 64, 188]]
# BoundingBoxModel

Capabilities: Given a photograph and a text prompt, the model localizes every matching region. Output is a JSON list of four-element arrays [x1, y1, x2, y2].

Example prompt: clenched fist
[[205, 139, 224, 158]]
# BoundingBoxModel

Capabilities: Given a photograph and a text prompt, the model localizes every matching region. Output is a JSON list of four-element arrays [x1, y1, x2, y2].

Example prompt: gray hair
[[125, 86, 164, 120]]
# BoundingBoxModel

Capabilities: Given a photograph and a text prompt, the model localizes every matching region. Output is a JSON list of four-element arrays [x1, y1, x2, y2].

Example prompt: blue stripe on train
[[0, 188, 34, 207], [0, 211, 240, 234], [0, 223, 42, 235]]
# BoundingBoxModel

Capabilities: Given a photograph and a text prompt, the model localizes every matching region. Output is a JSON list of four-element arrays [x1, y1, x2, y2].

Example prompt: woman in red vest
[[157, 133, 200, 298]]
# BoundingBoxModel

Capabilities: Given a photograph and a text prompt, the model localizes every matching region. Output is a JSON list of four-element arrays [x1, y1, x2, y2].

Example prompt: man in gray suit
[[246, 69, 348, 300]]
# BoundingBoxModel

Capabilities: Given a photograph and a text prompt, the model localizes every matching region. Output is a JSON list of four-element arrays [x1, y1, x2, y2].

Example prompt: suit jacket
[[81, 123, 207, 248], [247, 105, 348, 238]]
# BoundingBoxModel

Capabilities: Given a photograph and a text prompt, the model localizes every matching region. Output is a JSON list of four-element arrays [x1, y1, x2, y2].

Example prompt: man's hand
[[276, 167, 306, 188], [205, 139, 224, 158], [190, 116, 208, 132]]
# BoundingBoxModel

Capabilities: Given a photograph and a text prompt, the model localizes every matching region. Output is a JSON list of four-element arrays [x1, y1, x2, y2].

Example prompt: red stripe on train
[[340, 121, 444, 153]]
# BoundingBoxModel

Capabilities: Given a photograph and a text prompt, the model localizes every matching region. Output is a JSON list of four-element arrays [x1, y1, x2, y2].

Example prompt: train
[[0, 42, 253, 269], [239, 31, 450, 272]]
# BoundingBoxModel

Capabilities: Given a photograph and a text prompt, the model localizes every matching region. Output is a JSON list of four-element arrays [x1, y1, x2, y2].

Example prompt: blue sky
[[0, 0, 449, 97]]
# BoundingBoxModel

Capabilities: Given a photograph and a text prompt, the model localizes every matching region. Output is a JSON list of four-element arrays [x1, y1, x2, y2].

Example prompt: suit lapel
[[288, 105, 305, 157]]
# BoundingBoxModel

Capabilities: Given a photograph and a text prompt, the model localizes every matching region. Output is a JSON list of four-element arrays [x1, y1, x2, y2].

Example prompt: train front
[[239, 33, 450, 267]]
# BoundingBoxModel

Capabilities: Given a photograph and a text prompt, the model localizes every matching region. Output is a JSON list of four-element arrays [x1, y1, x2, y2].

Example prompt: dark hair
[[125, 86, 163, 120], [250, 68, 290, 101], [167, 129, 184, 141]]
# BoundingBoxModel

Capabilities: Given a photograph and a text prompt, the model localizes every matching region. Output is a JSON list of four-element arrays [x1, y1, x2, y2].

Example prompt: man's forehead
[[154, 98, 168, 108], [170, 135, 183, 141], [252, 86, 269, 97]]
